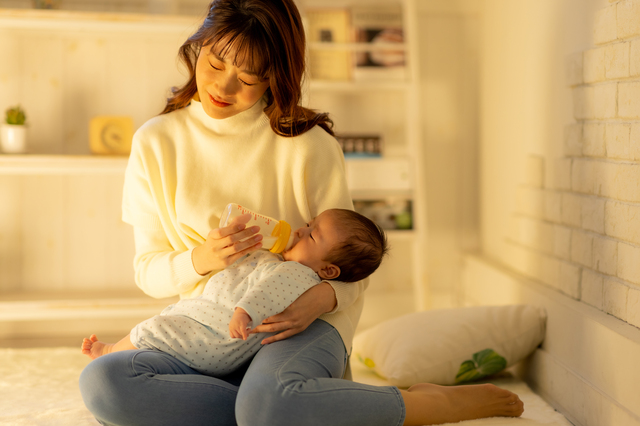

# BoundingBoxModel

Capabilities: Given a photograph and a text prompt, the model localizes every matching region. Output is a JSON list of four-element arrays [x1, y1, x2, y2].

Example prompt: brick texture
[[571, 230, 594, 267], [510, 1, 640, 329], [604, 278, 629, 320], [605, 42, 630, 78], [581, 269, 604, 309], [617, 242, 640, 284], [628, 287, 640, 327], [631, 40, 640, 76], [618, 82, 640, 118], [617, 0, 640, 39], [605, 200, 640, 245], [582, 123, 606, 157], [605, 123, 631, 159], [564, 124, 582, 156], [594, 4, 618, 44], [593, 236, 618, 275]]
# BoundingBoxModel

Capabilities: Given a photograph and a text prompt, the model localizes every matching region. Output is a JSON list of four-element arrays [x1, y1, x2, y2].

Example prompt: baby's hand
[[229, 307, 253, 340]]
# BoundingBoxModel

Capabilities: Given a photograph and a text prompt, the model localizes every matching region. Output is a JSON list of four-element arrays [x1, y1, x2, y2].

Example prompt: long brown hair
[[161, 0, 334, 137]]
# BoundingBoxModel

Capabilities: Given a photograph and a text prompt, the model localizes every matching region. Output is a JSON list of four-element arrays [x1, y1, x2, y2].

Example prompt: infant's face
[[282, 210, 341, 273]]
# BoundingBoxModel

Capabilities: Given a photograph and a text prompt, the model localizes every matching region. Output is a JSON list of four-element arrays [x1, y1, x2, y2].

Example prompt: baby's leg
[[401, 382, 524, 425], [82, 334, 136, 360]]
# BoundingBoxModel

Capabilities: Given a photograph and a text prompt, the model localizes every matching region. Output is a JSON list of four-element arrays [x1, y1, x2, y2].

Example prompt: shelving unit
[[300, 0, 427, 314], [0, 0, 427, 343]]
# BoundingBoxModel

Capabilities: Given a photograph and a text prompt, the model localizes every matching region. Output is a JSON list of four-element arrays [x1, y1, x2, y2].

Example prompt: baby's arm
[[81, 333, 137, 360], [229, 308, 253, 340]]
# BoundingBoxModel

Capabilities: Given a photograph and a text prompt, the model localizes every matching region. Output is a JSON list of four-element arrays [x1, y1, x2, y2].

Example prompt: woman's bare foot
[[81, 334, 115, 360], [401, 382, 524, 425]]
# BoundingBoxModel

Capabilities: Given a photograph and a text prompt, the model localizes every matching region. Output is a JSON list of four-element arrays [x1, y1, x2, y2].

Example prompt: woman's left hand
[[249, 282, 337, 344]]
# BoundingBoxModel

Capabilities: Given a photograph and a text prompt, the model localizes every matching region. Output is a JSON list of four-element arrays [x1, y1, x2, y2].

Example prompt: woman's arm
[[132, 216, 263, 299], [132, 227, 204, 299]]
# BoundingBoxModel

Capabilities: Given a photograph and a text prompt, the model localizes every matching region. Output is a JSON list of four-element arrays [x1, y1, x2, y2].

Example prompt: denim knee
[[235, 373, 299, 426], [79, 356, 121, 424]]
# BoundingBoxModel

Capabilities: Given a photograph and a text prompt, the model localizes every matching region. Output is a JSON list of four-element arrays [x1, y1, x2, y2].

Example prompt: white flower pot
[[0, 124, 27, 154]]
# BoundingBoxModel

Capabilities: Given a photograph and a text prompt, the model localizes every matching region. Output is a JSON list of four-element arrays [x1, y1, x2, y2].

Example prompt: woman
[[79, 1, 524, 425]]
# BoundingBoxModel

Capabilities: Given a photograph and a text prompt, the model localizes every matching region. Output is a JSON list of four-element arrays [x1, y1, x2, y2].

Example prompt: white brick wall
[[605, 123, 631, 159], [594, 4, 617, 45], [605, 42, 629, 79], [504, 1, 640, 330], [618, 82, 640, 118], [617, 0, 640, 39]]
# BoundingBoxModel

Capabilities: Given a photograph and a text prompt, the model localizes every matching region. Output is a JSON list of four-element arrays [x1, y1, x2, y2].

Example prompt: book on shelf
[[351, 5, 406, 81], [305, 9, 351, 81], [335, 134, 382, 158]]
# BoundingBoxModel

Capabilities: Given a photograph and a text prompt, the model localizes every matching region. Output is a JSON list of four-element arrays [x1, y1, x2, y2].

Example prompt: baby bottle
[[219, 203, 294, 254]]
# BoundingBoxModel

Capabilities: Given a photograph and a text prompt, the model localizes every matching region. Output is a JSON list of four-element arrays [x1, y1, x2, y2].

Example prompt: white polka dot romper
[[130, 251, 321, 376]]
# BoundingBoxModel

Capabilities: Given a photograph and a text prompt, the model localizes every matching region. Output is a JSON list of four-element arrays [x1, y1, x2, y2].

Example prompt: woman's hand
[[192, 214, 263, 276], [249, 282, 337, 344]]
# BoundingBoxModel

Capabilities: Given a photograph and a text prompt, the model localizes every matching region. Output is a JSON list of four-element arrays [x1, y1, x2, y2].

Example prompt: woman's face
[[195, 44, 270, 120]]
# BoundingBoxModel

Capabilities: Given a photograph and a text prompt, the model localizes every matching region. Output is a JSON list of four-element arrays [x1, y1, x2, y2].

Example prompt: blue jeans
[[79, 319, 405, 426]]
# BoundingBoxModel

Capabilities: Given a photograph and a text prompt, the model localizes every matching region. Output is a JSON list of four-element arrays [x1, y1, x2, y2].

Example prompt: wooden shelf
[[0, 291, 178, 322], [0, 154, 128, 175], [0, 8, 199, 33]]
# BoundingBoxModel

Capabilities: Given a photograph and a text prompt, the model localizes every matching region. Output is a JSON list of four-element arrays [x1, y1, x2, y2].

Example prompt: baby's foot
[[81, 334, 114, 360], [402, 382, 524, 425]]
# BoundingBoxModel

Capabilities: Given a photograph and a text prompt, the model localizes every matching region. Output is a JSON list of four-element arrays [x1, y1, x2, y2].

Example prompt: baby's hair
[[324, 209, 389, 283]]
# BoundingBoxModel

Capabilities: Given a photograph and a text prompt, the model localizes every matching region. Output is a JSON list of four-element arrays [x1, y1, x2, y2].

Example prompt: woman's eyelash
[[209, 63, 255, 86]]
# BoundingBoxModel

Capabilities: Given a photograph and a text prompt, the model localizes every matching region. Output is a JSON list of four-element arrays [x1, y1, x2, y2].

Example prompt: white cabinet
[[0, 1, 426, 344]]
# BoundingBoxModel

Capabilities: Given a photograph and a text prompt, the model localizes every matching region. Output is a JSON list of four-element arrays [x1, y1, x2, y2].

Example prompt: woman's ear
[[318, 264, 340, 280]]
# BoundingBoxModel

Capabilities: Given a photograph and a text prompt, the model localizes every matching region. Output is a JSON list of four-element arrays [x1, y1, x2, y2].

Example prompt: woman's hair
[[161, 0, 334, 137], [324, 209, 389, 283]]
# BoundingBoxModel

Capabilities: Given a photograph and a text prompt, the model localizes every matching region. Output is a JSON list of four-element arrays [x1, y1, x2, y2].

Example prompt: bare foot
[[81, 334, 115, 360], [401, 382, 524, 425]]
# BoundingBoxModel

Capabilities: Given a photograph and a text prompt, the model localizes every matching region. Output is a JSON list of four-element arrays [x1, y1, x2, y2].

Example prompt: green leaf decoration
[[455, 348, 507, 384], [356, 353, 376, 369]]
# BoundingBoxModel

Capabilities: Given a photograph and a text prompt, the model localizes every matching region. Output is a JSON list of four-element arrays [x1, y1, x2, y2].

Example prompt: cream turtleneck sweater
[[122, 97, 366, 353]]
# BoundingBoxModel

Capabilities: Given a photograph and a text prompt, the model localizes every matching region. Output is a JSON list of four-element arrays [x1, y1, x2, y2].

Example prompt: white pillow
[[352, 305, 546, 387]]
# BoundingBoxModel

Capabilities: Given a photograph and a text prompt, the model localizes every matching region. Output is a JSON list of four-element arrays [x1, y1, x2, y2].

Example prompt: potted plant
[[1, 105, 28, 154]]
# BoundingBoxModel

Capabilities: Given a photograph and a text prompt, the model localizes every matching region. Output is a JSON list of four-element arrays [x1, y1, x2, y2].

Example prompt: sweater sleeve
[[302, 129, 366, 313], [131, 227, 208, 299], [123, 124, 209, 299]]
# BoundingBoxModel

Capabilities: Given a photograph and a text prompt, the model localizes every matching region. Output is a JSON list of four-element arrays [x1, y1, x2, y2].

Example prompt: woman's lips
[[209, 93, 232, 108]]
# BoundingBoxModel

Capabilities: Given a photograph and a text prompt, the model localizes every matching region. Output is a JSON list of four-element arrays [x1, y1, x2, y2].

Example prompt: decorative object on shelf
[[1, 105, 28, 154], [352, 5, 406, 80], [354, 199, 412, 230], [335, 133, 382, 158], [89, 116, 134, 155], [32, 0, 61, 9], [306, 9, 352, 81]]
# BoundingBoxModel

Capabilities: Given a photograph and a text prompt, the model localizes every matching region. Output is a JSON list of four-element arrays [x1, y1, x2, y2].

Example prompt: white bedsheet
[[0, 347, 571, 426]]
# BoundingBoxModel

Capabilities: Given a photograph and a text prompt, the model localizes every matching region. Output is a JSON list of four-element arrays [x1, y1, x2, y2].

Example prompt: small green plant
[[6, 105, 26, 125]]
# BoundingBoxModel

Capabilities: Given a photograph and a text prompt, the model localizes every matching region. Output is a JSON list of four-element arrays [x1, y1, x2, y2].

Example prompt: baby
[[82, 208, 388, 376]]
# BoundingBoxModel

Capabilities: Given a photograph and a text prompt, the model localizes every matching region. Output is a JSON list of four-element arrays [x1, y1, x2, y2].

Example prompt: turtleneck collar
[[188, 96, 269, 135]]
